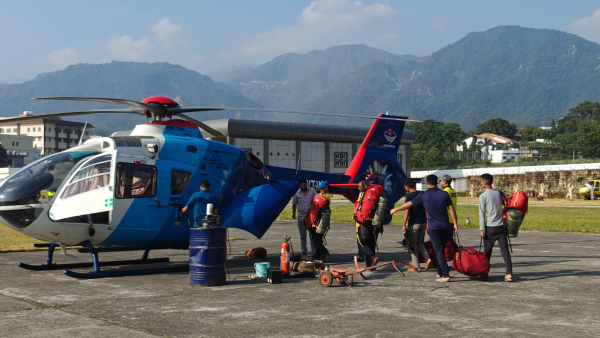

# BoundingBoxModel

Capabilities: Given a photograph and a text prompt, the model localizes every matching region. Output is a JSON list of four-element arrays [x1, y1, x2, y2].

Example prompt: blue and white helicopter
[[0, 96, 417, 278]]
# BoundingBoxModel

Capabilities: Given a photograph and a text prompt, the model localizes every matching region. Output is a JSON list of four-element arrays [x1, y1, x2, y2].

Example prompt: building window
[[171, 169, 192, 195], [56, 128, 61, 133], [85, 131, 89, 136], [16, 142, 19, 146], [397, 154, 403, 164], [334, 152, 348, 168], [12, 142, 14, 146], [13, 128, 16, 133], [27, 127, 30, 132], [38, 137, 42, 141], [48, 127, 51, 132], [0, 128, 3, 133], [38, 127, 41, 131], [116, 163, 157, 198]]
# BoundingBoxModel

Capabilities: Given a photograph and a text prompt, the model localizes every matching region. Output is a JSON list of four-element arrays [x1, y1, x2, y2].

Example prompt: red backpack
[[505, 191, 528, 220], [304, 194, 330, 229], [502, 190, 529, 237], [353, 183, 384, 225], [423, 240, 456, 264]]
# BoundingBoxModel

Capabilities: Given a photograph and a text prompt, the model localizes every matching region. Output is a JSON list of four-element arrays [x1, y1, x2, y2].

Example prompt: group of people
[[391, 173, 513, 282], [293, 173, 514, 283]]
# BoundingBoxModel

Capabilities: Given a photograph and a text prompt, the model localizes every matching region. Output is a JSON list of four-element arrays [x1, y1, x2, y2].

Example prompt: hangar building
[[199, 119, 415, 176]]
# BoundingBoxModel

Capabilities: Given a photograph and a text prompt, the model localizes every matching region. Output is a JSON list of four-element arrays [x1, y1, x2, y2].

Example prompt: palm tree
[[477, 138, 493, 161]]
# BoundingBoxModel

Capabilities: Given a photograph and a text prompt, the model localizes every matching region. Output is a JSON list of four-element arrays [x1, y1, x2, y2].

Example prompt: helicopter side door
[[49, 151, 116, 221]]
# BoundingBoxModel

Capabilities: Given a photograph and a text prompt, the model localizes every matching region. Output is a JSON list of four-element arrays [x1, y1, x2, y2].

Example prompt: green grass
[[278, 204, 600, 233], [1, 203, 597, 253]]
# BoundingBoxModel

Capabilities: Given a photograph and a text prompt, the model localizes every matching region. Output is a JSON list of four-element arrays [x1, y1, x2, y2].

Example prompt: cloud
[[104, 35, 152, 60], [569, 9, 600, 43], [152, 18, 185, 50], [240, 0, 397, 57], [47, 47, 78, 69], [190, 54, 204, 63], [104, 18, 184, 59]]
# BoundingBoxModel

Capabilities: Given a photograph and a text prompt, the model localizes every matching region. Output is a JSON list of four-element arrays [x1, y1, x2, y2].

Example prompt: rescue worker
[[307, 181, 331, 260], [354, 181, 380, 268], [292, 178, 317, 257], [439, 174, 457, 238], [47, 189, 56, 201], [179, 180, 218, 228]]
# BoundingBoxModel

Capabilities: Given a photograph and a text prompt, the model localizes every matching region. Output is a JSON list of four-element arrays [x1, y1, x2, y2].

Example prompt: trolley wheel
[[319, 272, 334, 287]]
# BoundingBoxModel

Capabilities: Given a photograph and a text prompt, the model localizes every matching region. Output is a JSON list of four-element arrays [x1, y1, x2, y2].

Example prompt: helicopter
[[0, 96, 417, 278]]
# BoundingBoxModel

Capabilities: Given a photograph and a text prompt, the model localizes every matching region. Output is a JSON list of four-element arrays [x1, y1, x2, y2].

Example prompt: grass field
[[2, 200, 598, 252], [278, 204, 600, 233]]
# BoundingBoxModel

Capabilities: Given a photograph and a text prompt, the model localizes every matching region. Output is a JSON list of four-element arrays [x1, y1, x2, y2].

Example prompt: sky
[[1, 0, 600, 83]]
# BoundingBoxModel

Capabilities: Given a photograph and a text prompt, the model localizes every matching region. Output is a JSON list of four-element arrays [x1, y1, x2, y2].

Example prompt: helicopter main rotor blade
[[176, 115, 226, 138], [32, 97, 162, 116], [173, 107, 421, 122], [0, 108, 146, 123]]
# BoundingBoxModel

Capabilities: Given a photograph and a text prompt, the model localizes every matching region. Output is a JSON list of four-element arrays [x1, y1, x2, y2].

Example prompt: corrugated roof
[[200, 119, 415, 145]]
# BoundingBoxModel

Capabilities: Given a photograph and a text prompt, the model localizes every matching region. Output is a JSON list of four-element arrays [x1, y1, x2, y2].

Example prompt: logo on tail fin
[[383, 128, 397, 144]]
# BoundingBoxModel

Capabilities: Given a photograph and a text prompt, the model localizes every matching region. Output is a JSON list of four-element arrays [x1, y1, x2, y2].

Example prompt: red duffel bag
[[423, 239, 456, 263], [452, 235, 490, 278]]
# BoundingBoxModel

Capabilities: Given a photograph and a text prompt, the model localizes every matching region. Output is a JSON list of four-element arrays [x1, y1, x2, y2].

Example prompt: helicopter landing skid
[[18, 242, 186, 278]]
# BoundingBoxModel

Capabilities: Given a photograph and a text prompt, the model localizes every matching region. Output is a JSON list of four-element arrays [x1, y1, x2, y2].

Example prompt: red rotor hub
[[141, 96, 179, 107]]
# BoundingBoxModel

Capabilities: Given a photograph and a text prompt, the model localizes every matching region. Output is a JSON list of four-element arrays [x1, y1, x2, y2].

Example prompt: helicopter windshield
[[0, 151, 100, 207]]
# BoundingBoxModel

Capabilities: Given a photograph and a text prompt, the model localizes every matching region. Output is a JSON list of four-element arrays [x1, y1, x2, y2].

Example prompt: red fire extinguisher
[[281, 235, 291, 275]]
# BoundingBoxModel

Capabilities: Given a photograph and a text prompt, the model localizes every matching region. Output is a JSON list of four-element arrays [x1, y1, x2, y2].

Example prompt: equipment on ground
[[424, 239, 456, 264], [452, 235, 490, 278], [189, 226, 227, 286], [315, 256, 416, 287], [267, 268, 282, 284], [245, 247, 267, 259], [254, 262, 270, 278], [2, 96, 416, 278], [280, 236, 291, 275]]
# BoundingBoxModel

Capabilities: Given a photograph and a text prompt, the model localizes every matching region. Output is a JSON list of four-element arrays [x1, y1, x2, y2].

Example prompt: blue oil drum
[[189, 227, 227, 286]]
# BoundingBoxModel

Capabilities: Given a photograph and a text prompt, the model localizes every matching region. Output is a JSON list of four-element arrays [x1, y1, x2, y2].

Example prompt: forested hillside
[[0, 61, 263, 135]]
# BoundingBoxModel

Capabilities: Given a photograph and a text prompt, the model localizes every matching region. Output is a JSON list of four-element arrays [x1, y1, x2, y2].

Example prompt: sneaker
[[504, 276, 513, 282]]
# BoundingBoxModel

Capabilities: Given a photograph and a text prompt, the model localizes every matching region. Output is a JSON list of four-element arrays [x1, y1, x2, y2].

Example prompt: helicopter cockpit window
[[116, 163, 157, 198], [171, 169, 192, 195], [60, 154, 113, 199]]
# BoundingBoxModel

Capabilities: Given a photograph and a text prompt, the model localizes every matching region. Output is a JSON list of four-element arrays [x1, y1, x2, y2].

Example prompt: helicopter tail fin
[[340, 114, 408, 224]]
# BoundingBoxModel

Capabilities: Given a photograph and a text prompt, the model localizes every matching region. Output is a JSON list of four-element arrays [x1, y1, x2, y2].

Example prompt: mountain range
[[1, 25, 600, 134]]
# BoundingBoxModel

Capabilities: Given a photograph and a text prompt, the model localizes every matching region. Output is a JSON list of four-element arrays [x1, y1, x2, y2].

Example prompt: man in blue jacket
[[391, 175, 458, 282]]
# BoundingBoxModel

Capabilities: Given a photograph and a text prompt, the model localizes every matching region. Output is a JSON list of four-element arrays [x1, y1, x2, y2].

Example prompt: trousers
[[484, 225, 513, 275], [357, 224, 377, 266], [428, 228, 452, 278], [310, 227, 329, 258], [297, 217, 316, 256], [407, 223, 429, 268]]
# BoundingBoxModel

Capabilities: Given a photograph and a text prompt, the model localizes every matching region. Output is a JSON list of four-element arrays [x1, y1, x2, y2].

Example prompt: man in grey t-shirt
[[479, 173, 513, 282], [292, 178, 317, 256]]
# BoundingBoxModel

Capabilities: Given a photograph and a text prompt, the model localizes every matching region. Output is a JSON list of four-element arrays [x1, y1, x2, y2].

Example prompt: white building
[[0, 111, 93, 155], [488, 149, 521, 163], [0, 134, 35, 166], [456, 133, 513, 152]]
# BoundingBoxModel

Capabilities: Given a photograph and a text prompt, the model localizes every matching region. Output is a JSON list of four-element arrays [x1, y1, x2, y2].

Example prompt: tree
[[557, 101, 600, 134], [519, 125, 536, 141], [577, 119, 600, 158], [473, 118, 517, 138], [477, 138, 494, 160]]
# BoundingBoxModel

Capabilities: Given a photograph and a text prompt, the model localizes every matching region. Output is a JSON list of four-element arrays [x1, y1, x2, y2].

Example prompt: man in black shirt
[[401, 179, 431, 271]]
